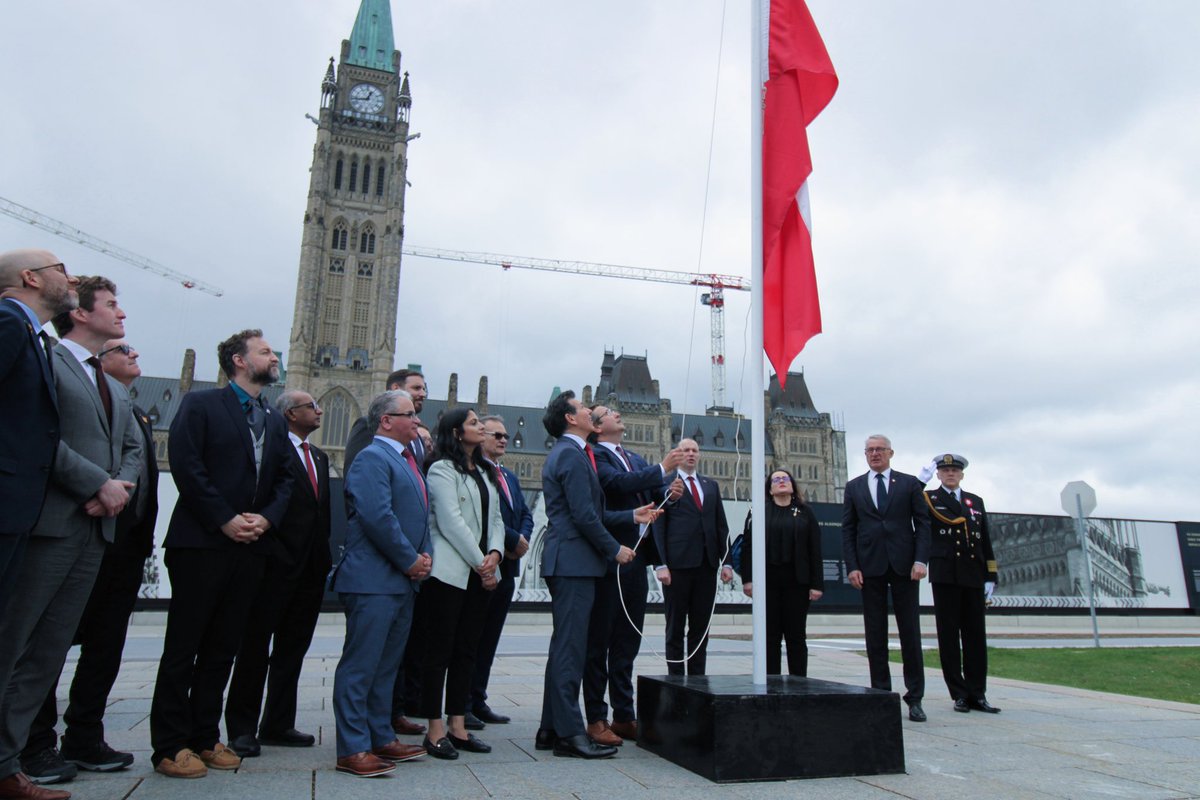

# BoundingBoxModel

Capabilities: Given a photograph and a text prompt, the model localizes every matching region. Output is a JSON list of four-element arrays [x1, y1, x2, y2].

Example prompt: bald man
[[0, 248, 78, 618]]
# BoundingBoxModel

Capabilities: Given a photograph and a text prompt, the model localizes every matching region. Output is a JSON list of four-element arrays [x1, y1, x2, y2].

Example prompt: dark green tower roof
[[346, 0, 396, 73]]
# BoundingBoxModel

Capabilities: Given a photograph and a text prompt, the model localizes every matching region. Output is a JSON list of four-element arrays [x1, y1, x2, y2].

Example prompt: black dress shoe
[[953, 698, 970, 713], [553, 733, 618, 759], [968, 698, 1002, 713], [473, 705, 511, 724], [908, 702, 927, 722], [422, 736, 459, 760], [448, 733, 492, 753], [534, 728, 557, 751], [259, 728, 316, 748], [462, 712, 486, 731], [229, 734, 262, 758]]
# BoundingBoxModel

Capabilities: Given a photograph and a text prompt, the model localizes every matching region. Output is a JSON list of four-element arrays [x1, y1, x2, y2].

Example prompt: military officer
[[923, 454, 1000, 714]]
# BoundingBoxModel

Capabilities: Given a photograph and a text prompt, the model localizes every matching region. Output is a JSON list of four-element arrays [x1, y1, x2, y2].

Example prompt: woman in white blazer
[[417, 407, 505, 759]]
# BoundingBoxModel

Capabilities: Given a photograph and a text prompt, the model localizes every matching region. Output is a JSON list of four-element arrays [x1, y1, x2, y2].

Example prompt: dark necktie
[[39, 331, 55, 376], [615, 445, 634, 471], [301, 441, 319, 498], [85, 356, 113, 425], [876, 473, 888, 510], [584, 443, 597, 472], [246, 397, 266, 438], [403, 445, 427, 504], [687, 476, 703, 510]]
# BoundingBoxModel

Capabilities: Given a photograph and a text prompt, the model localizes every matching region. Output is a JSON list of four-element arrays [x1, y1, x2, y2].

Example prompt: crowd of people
[[1, 246, 1000, 798]]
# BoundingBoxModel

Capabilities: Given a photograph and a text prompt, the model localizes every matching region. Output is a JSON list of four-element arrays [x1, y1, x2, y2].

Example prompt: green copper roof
[[346, 0, 396, 73]]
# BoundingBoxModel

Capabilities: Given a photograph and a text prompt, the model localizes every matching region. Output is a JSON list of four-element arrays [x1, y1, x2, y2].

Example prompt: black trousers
[[663, 565, 717, 676], [764, 562, 811, 676], [24, 546, 147, 755], [861, 567, 924, 704], [417, 574, 490, 719], [932, 582, 988, 701], [468, 574, 515, 712], [584, 561, 648, 722], [0, 533, 29, 618], [149, 548, 265, 763], [225, 545, 326, 739]]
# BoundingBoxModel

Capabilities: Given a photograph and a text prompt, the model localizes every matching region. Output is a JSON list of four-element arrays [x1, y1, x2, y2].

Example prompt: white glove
[[917, 458, 938, 484], [984, 581, 995, 600]]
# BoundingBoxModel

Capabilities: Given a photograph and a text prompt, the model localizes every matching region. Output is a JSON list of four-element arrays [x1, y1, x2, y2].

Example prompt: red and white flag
[[761, 0, 838, 384]]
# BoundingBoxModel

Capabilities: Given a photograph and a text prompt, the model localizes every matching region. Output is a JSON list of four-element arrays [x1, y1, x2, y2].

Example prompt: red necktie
[[584, 443, 597, 472], [403, 446, 427, 504], [493, 464, 513, 505], [301, 441, 319, 498], [687, 476, 703, 510], [615, 445, 634, 471]]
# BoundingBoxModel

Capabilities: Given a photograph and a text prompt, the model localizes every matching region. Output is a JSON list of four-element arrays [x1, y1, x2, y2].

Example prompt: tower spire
[[346, 0, 396, 74]]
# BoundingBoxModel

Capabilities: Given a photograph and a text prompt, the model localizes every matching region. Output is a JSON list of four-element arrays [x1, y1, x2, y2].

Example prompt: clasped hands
[[407, 552, 433, 580], [83, 478, 135, 517], [221, 512, 272, 543], [475, 550, 502, 590]]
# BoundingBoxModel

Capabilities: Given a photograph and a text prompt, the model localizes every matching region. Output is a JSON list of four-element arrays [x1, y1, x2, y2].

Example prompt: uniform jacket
[[651, 473, 730, 570], [925, 487, 997, 588], [427, 459, 505, 590], [540, 438, 631, 578], [842, 469, 931, 577]]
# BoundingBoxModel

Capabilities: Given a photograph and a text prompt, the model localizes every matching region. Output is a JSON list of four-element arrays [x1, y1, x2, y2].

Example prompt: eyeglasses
[[383, 411, 417, 419], [289, 401, 321, 412], [29, 262, 69, 276], [770, 476, 792, 484], [487, 432, 509, 441], [98, 343, 133, 358], [865, 447, 891, 454], [591, 409, 610, 424]]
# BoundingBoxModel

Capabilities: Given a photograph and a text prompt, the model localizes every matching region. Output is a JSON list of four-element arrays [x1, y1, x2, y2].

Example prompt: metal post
[[1075, 495, 1102, 648]]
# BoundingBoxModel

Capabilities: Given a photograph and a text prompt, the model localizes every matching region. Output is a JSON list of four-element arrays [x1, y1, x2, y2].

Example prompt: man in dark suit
[[583, 405, 682, 744], [0, 276, 141, 800], [924, 453, 1000, 715], [0, 248, 76, 618], [466, 415, 533, 727], [842, 435, 931, 722], [149, 329, 294, 779], [537, 391, 658, 760], [652, 438, 732, 677], [343, 368, 427, 472], [225, 389, 332, 757], [23, 340, 158, 778], [332, 389, 431, 777]]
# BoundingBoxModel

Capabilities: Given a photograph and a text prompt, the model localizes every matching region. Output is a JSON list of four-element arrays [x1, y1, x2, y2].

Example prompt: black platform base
[[637, 675, 905, 783]]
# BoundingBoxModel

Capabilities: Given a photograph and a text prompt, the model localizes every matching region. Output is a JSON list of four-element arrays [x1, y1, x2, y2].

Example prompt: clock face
[[349, 83, 385, 114]]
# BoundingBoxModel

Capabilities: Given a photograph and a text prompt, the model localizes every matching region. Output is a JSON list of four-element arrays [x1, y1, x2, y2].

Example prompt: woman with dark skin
[[739, 469, 824, 676]]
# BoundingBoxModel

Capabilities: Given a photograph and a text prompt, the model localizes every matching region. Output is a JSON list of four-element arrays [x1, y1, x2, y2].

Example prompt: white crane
[[0, 196, 224, 297], [402, 245, 749, 408]]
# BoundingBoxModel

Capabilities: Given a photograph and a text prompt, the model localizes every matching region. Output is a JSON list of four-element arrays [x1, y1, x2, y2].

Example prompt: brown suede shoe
[[371, 740, 427, 763], [153, 748, 207, 779], [336, 752, 396, 777], [391, 716, 426, 736], [0, 771, 72, 799], [609, 720, 638, 741], [586, 720, 623, 747], [197, 743, 241, 771]]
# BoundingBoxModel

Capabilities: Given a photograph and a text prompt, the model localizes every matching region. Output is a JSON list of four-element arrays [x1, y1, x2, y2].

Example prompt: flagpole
[[749, 0, 767, 686]]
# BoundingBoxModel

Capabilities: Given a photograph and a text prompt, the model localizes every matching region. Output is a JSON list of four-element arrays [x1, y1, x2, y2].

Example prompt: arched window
[[348, 160, 358, 192], [315, 388, 358, 450], [331, 222, 348, 251], [361, 158, 371, 195], [334, 157, 344, 190], [375, 165, 385, 197], [359, 225, 376, 254]]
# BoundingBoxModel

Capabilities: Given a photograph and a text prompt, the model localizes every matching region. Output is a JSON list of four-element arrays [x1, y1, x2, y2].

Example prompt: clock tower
[[286, 0, 413, 469]]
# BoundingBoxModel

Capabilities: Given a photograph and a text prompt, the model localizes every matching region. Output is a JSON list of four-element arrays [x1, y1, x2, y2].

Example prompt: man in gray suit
[[0, 276, 141, 799], [331, 390, 431, 777]]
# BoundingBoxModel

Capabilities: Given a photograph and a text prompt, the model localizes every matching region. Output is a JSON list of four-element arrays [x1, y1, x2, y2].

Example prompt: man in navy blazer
[[226, 389, 333, 757], [149, 330, 295, 779], [536, 391, 658, 760], [842, 434, 932, 721], [651, 438, 732, 677], [0, 248, 76, 616], [583, 405, 682, 744], [332, 389, 432, 777], [467, 415, 534, 725]]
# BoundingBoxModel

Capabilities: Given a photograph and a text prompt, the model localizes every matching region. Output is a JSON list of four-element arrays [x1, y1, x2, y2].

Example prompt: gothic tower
[[286, 0, 413, 466]]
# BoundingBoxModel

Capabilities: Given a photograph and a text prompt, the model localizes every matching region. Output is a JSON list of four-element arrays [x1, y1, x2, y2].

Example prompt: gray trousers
[[0, 525, 104, 778]]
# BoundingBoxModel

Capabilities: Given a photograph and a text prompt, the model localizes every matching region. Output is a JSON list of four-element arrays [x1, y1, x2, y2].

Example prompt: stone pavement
[[44, 617, 1200, 800]]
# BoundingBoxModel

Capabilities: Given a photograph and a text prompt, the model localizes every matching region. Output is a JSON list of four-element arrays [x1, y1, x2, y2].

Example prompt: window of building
[[375, 165, 385, 197], [513, 432, 524, 448], [331, 223, 348, 251], [348, 161, 358, 192], [334, 157, 343, 190], [714, 430, 725, 448], [359, 227, 376, 254], [353, 301, 369, 325], [324, 299, 341, 321], [328, 257, 345, 274], [693, 430, 704, 446], [351, 325, 367, 348], [356, 261, 373, 277], [361, 158, 371, 195], [544, 437, 554, 450], [316, 390, 353, 448]]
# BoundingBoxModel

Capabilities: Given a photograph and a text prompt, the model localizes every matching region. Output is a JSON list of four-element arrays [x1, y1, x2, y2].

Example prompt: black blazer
[[112, 404, 159, 556], [593, 444, 668, 565], [494, 463, 533, 580], [344, 415, 425, 474], [163, 386, 294, 552], [0, 299, 59, 536], [739, 503, 824, 589], [652, 474, 730, 570], [842, 469, 931, 577], [273, 438, 332, 575], [925, 487, 997, 588]]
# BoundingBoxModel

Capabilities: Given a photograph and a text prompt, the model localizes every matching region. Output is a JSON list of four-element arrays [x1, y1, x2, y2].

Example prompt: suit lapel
[[384, 441, 424, 509], [220, 386, 256, 467], [55, 344, 109, 434]]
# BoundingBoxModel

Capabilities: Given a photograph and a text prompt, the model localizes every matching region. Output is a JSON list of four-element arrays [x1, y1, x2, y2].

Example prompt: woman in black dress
[[738, 469, 823, 676]]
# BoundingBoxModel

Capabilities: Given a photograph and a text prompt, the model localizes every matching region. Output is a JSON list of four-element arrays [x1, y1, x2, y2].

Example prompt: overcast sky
[[4, 1, 1198, 523]]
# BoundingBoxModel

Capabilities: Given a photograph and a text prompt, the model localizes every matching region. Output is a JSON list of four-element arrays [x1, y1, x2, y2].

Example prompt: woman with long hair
[[738, 469, 823, 676], [417, 407, 505, 759]]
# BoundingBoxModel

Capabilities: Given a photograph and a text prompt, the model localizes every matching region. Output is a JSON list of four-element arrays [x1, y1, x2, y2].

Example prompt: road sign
[[1061, 481, 1097, 518]]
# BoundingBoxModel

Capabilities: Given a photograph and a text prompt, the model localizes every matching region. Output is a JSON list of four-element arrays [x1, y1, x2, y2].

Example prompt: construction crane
[[0, 196, 224, 297], [402, 245, 749, 408]]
